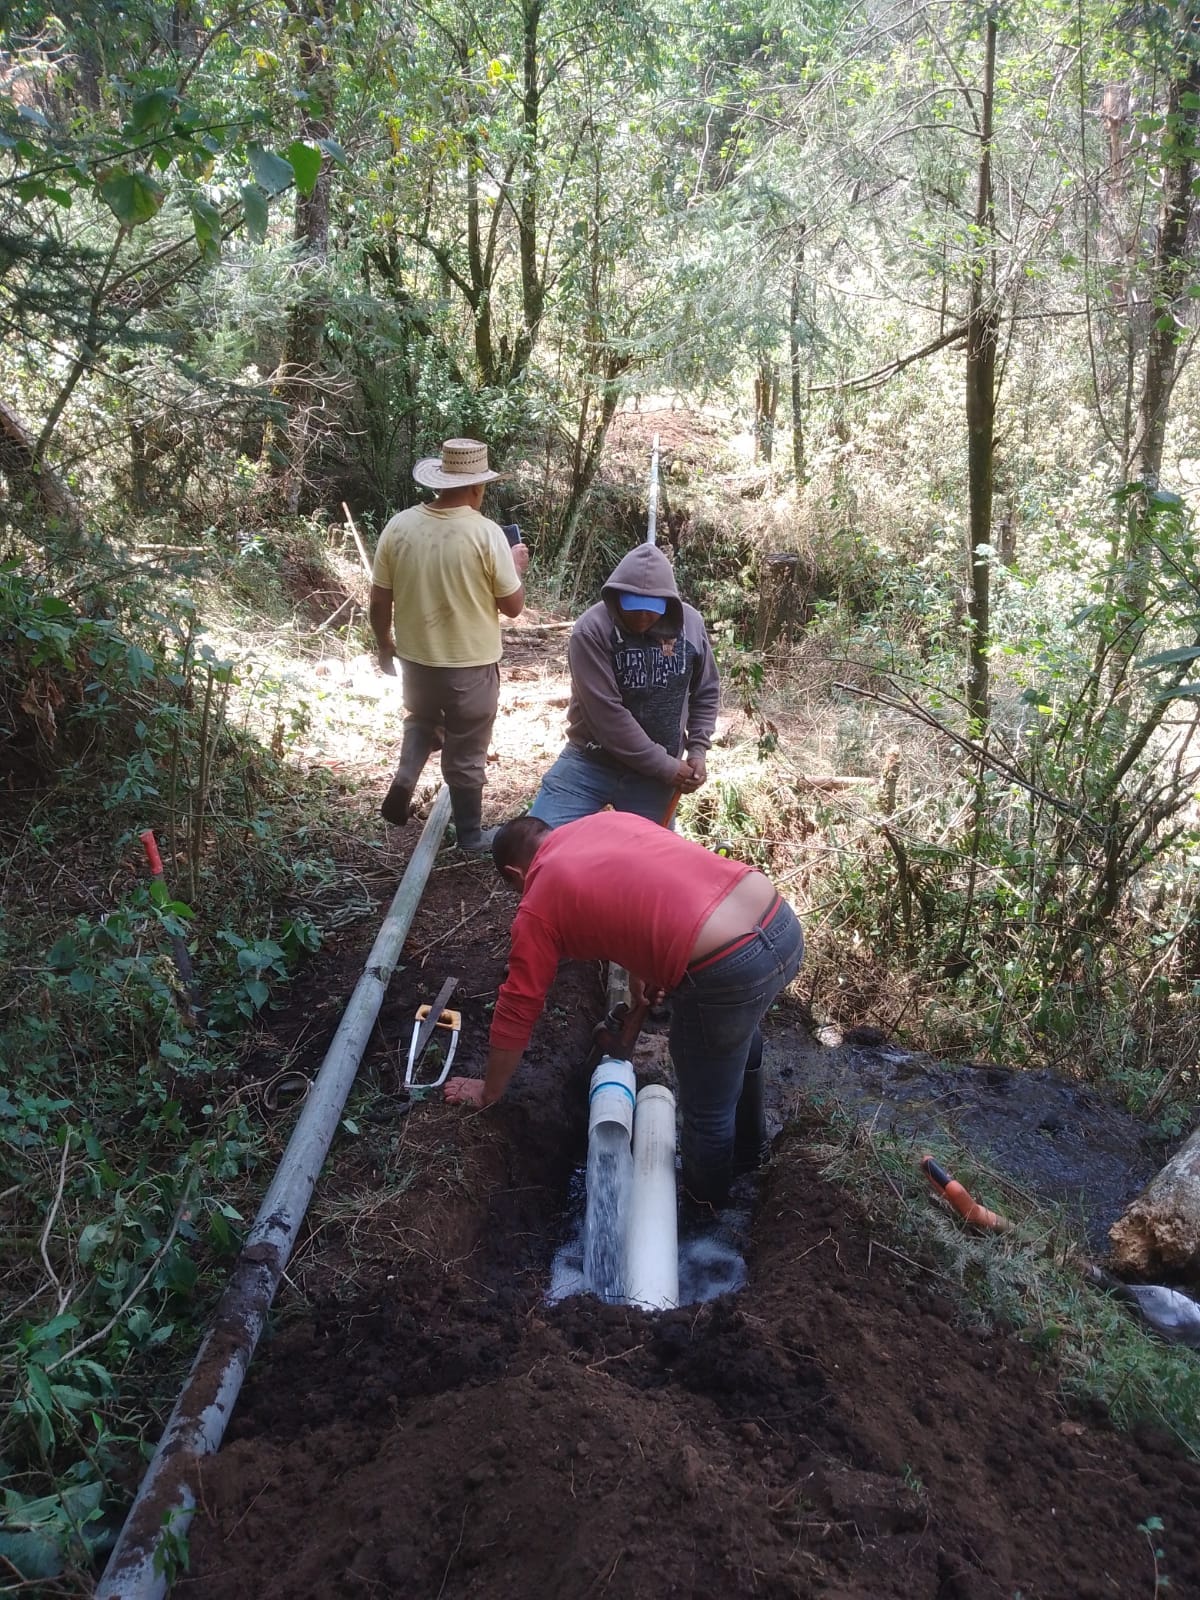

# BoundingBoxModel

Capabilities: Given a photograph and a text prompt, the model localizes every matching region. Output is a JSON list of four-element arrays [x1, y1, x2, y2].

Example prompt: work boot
[[449, 786, 496, 856], [732, 1029, 770, 1177], [381, 725, 443, 826], [380, 780, 413, 825]]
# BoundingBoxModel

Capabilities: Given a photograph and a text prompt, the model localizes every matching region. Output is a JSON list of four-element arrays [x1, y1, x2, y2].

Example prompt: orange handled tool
[[661, 786, 683, 828], [139, 829, 204, 1027], [920, 1155, 1012, 1233]]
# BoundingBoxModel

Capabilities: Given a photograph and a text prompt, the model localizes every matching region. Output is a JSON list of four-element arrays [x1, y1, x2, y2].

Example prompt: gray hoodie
[[563, 545, 720, 785]]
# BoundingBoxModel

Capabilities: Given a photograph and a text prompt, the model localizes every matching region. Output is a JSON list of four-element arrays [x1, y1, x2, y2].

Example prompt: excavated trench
[[169, 861, 1200, 1599]]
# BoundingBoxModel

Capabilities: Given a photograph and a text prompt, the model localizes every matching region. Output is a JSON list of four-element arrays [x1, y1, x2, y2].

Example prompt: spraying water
[[582, 1122, 634, 1303]]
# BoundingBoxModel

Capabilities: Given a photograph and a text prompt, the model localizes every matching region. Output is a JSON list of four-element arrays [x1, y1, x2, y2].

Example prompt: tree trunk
[[964, 12, 998, 728], [1120, 46, 1200, 624], [513, 0, 545, 381], [0, 397, 84, 534], [1110, 1123, 1200, 1275], [789, 228, 806, 480], [754, 361, 780, 463], [756, 552, 799, 649], [269, 1, 335, 512], [554, 376, 625, 601]]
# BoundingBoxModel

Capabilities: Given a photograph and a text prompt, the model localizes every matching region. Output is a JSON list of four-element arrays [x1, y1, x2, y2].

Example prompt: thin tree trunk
[[754, 362, 779, 464], [964, 12, 998, 728], [789, 227, 806, 480], [1120, 45, 1200, 624], [554, 377, 625, 599], [269, 0, 335, 512], [513, 0, 545, 381]]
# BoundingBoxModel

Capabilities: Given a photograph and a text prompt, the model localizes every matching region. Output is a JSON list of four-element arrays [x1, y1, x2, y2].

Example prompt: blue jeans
[[669, 898, 804, 1205], [529, 743, 677, 828]]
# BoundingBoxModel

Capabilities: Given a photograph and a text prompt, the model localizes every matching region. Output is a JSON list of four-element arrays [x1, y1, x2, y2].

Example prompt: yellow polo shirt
[[372, 505, 521, 668]]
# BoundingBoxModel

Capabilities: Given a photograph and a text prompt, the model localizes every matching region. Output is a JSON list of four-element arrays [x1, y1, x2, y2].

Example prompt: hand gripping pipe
[[95, 786, 453, 1600], [624, 1083, 679, 1310]]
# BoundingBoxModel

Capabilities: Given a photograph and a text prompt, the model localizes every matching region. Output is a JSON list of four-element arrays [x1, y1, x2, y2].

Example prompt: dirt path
[[175, 627, 1200, 1599]]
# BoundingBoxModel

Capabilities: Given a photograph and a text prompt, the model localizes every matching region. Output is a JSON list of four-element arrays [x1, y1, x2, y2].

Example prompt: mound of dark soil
[[171, 715, 1200, 1600], [181, 1115, 1200, 1599]]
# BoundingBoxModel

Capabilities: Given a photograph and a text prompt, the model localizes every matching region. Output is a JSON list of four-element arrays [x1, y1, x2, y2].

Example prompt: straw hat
[[412, 438, 501, 489]]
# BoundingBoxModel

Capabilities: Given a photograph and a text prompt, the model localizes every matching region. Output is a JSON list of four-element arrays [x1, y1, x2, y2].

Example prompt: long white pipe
[[646, 432, 660, 545], [96, 786, 453, 1600], [624, 1084, 679, 1310]]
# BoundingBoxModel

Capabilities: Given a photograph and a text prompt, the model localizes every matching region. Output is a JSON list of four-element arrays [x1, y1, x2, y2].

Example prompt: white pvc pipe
[[95, 786, 453, 1600], [588, 1057, 636, 1140], [584, 1058, 636, 1303], [624, 1084, 679, 1310], [646, 432, 660, 545]]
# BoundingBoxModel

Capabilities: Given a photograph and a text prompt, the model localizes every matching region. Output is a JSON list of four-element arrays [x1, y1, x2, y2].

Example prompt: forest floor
[[170, 621, 1200, 1600]]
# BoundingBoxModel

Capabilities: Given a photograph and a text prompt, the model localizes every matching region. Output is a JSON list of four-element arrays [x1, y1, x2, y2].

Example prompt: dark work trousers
[[668, 896, 804, 1206], [395, 660, 500, 790]]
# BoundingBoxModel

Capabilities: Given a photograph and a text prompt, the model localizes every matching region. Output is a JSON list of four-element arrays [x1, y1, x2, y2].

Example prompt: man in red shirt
[[444, 811, 804, 1205]]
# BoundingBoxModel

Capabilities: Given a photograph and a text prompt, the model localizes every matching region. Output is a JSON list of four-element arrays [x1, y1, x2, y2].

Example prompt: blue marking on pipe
[[590, 1080, 636, 1107]]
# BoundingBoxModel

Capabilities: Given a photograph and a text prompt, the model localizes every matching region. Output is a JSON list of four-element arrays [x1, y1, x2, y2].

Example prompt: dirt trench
[[161, 619, 1200, 1598], [174, 846, 1200, 1600]]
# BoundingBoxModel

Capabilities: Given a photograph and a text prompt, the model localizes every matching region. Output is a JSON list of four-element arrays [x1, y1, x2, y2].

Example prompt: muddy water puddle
[[764, 1018, 1167, 1252]]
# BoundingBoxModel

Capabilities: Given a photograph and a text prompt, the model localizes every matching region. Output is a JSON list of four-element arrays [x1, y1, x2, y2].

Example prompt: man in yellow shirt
[[369, 439, 528, 853]]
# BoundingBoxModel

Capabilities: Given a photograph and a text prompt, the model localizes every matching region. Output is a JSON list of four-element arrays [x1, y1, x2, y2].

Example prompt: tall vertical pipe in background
[[95, 787, 453, 1600], [646, 433, 660, 546], [624, 1084, 679, 1310]]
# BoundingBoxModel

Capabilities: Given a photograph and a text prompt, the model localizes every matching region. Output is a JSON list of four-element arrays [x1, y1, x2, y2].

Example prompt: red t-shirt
[[489, 811, 754, 1052]]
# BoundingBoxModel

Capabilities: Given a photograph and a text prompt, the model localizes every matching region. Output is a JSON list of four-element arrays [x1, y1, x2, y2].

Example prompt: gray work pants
[[395, 661, 500, 789]]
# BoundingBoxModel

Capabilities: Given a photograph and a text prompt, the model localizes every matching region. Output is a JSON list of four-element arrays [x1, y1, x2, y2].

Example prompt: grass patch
[[806, 1103, 1200, 1457]]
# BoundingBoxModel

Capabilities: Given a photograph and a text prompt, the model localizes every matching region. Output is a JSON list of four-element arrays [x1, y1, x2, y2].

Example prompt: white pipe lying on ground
[[95, 786, 453, 1600], [583, 1059, 636, 1303], [625, 1083, 680, 1310]]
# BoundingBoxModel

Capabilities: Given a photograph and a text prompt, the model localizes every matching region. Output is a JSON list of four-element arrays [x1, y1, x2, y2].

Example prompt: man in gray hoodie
[[529, 544, 720, 828]]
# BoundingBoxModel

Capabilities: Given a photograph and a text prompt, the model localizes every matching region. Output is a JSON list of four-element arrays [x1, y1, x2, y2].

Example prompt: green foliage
[[0, 548, 340, 1582], [809, 489, 1200, 1104]]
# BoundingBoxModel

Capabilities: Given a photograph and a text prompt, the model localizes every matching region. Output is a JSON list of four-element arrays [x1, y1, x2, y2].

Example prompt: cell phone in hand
[[501, 523, 522, 547]]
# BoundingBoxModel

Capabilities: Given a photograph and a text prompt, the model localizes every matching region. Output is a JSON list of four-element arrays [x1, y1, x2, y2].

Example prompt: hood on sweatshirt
[[600, 544, 684, 632]]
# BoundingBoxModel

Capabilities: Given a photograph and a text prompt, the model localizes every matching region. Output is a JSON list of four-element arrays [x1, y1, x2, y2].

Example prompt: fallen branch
[[342, 502, 374, 581], [314, 594, 356, 634], [48, 1174, 197, 1373], [39, 1136, 74, 1316]]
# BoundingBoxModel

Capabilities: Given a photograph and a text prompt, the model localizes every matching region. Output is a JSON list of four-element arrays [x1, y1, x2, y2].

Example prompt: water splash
[[582, 1122, 633, 1304], [549, 1158, 751, 1308]]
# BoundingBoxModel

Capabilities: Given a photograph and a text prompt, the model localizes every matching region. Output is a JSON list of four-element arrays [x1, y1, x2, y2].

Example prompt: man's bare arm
[[369, 584, 397, 674], [495, 541, 528, 619]]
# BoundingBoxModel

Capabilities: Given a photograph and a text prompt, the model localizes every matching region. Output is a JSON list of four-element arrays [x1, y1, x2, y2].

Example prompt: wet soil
[[766, 1025, 1167, 1255], [176, 622, 1200, 1599]]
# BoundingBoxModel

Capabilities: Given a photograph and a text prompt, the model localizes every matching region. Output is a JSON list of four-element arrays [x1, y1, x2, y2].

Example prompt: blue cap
[[617, 592, 667, 615]]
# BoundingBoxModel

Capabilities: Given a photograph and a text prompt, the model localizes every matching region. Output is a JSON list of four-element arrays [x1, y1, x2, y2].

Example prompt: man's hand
[[378, 643, 398, 677], [687, 752, 708, 788], [675, 758, 705, 793], [511, 542, 530, 578], [444, 1077, 489, 1107], [628, 975, 666, 1009]]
